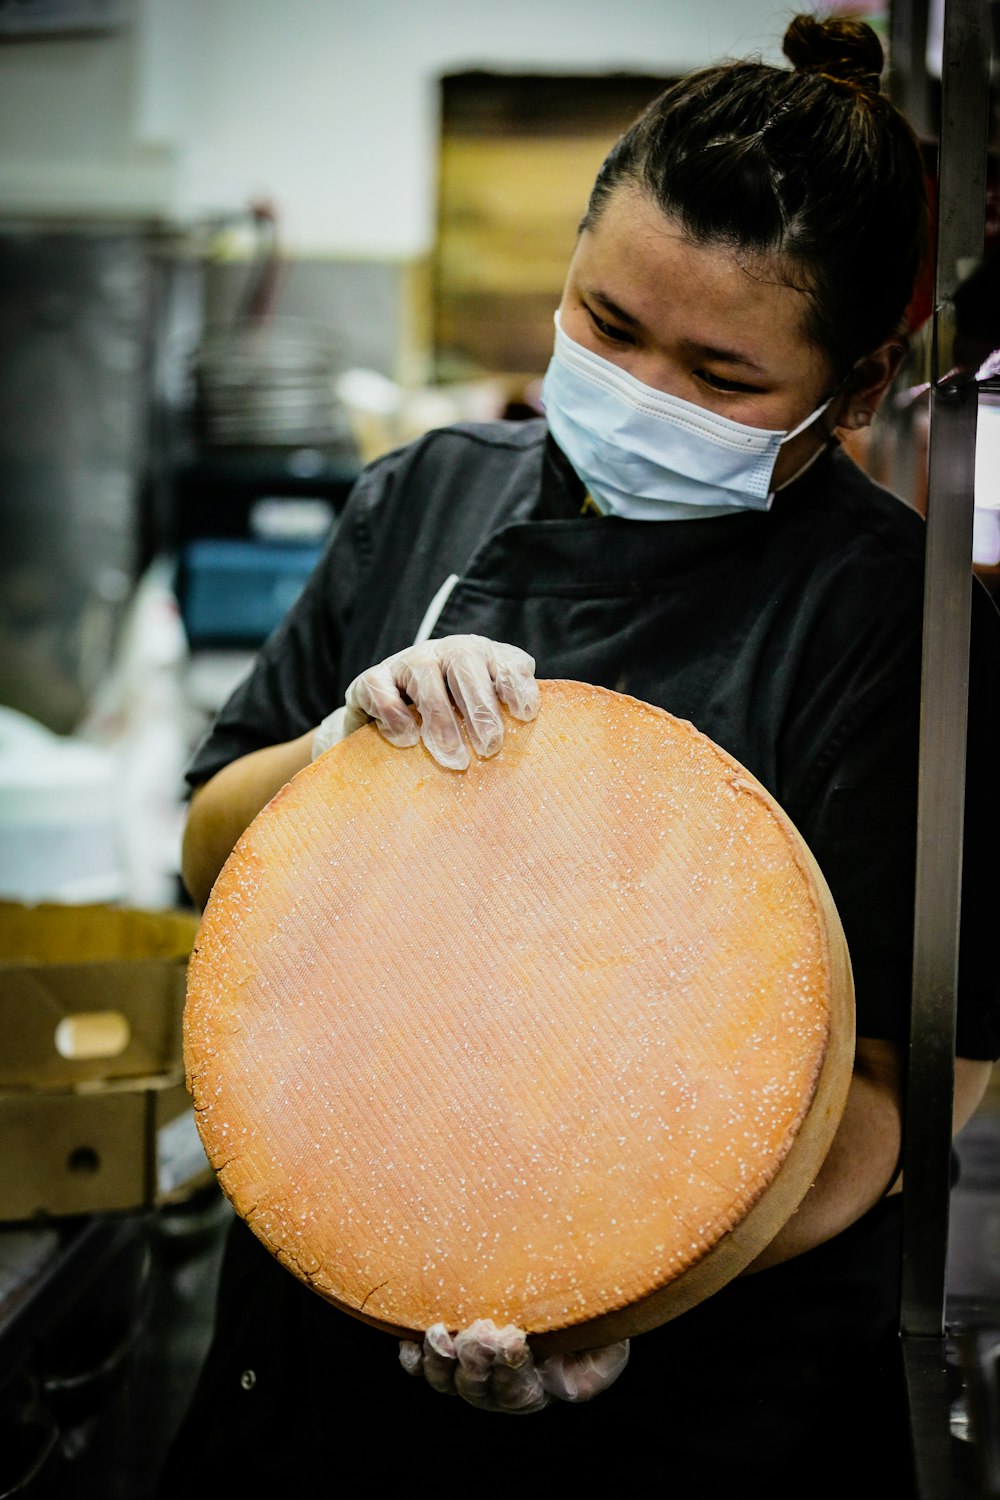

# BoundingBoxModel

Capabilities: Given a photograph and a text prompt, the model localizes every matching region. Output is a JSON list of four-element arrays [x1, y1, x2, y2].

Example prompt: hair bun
[[782, 12, 884, 95]]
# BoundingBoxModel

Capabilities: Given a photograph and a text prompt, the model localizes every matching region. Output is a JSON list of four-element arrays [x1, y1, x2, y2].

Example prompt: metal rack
[[891, 0, 999, 1494]]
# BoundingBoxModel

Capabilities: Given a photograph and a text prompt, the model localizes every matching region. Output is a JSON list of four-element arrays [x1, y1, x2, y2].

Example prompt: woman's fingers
[[346, 663, 421, 747], [422, 1323, 459, 1394], [490, 643, 541, 723], [396, 654, 470, 770], [490, 1325, 550, 1413], [342, 635, 540, 771], [411, 1318, 535, 1412], [407, 1321, 624, 1414], [453, 1319, 500, 1405], [443, 644, 505, 758], [536, 1339, 630, 1402]]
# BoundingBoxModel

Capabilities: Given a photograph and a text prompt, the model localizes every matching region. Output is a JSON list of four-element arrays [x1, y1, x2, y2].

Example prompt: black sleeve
[[802, 584, 1000, 1061], [182, 420, 552, 792], [184, 464, 381, 790]]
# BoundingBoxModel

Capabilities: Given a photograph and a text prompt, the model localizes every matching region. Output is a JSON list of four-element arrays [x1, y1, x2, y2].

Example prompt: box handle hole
[[54, 1012, 131, 1061], [67, 1146, 100, 1175]]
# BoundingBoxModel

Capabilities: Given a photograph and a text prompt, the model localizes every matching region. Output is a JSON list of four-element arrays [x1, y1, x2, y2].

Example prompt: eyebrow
[[590, 288, 642, 328], [681, 340, 768, 376], [588, 287, 768, 375]]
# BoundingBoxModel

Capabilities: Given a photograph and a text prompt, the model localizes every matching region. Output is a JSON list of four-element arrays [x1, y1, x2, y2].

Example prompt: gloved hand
[[311, 636, 540, 771], [398, 1319, 630, 1415]]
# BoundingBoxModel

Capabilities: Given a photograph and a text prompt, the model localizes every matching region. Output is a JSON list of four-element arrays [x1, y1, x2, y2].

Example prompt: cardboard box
[[0, 901, 212, 1221]]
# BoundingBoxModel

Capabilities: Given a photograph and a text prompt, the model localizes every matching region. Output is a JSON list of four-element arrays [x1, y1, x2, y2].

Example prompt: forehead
[[574, 187, 824, 373]]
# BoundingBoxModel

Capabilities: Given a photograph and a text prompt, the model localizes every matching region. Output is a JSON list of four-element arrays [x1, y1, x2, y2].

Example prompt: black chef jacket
[[186, 419, 1000, 1057], [162, 420, 1000, 1499]]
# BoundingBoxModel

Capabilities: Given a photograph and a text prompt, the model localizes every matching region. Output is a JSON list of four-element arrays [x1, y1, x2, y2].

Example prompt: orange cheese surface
[[184, 681, 854, 1351]]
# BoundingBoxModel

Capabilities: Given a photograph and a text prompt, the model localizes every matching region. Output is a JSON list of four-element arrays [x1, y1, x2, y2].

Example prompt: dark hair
[[583, 13, 928, 376]]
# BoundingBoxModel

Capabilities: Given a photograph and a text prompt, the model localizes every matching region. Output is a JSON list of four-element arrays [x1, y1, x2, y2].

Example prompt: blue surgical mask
[[541, 313, 834, 521]]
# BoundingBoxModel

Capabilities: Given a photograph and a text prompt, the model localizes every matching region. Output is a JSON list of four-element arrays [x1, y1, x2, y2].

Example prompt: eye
[[584, 305, 635, 345], [696, 369, 763, 395]]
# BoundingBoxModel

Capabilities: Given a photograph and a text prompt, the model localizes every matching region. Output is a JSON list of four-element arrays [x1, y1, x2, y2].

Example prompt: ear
[[834, 337, 908, 431]]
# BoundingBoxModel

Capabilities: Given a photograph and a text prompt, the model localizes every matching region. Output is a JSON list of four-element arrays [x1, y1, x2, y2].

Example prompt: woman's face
[[558, 186, 842, 490]]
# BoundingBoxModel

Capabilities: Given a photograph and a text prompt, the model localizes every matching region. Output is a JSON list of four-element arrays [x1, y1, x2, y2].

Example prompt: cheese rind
[[184, 681, 854, 1350]]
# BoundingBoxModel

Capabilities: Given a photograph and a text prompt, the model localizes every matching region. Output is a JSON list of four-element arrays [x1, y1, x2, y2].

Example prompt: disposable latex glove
[[398, 1320, 630, 1415], [311, 635, 540, 771]]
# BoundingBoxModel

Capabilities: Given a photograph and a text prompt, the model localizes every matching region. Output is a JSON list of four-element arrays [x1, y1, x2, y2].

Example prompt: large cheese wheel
[[185, 681, 854, 1353]]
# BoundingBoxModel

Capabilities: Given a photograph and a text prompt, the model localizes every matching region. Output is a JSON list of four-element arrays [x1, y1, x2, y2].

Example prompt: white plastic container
[[0, 707, 124, 904]]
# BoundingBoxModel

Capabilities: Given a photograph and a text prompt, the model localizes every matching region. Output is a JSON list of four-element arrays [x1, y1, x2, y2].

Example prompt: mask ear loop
[[772, 369, 857, 493], [780, 356, 862, 445], [781, 354, 867, 455], [780, 391, 836, 445]]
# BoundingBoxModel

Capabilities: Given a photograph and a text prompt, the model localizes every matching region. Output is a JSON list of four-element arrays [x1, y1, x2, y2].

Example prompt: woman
[[161, 15, 1000, 1498]]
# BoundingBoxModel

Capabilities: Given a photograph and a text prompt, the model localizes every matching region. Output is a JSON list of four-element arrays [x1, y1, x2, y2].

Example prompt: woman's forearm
[[181, 731, 315, 910], [744, 1036, 904, 1273], [744, 1045, 993, 1274]]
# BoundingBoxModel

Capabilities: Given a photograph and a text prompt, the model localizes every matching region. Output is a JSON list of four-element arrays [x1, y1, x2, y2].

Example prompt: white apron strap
[[413, 573, 460, 645]]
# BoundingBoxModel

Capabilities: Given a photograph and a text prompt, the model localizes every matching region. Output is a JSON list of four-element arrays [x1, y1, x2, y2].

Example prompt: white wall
[[0, 2, 178, 218], [0, 0, 795, 256]]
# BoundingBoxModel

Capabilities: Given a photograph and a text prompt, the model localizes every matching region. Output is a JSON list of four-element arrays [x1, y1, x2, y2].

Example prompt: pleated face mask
[[541, 313, 833, 521]]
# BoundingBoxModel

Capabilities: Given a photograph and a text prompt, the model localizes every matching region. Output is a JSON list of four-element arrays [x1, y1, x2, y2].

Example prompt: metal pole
[[899, 7, 989, 1493], [900, 0, 989, 1349], [889, 0, 936, 139]]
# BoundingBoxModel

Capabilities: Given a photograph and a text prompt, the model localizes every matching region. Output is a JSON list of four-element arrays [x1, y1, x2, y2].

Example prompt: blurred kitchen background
[[0, 0, 803, 913], [0, 2, 998, 1497], [0, 0, 981, 917]]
